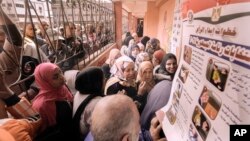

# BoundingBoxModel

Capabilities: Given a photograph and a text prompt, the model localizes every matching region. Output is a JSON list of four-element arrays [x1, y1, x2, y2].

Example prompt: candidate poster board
[[157, 0, 250, 141]]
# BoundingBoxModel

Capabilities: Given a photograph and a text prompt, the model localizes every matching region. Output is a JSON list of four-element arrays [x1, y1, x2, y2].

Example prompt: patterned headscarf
[[135, 52, 150, 71], [110, 56, 134, 80]]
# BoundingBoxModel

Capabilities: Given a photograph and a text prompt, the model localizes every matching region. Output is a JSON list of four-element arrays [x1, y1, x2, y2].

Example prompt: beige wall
[[132, 16, 137, 34], [114, 1, 123, 47], [143, 1, 159, 37], [156, 0, 175, 52], [143, 0, 175, 52], [128, 14, 137, 34]]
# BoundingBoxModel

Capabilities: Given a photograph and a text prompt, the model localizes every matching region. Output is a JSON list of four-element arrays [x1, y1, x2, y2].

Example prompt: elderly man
[[90, 94, 166, 141]]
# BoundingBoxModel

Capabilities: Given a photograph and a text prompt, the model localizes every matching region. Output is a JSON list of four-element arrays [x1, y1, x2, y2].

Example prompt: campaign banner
[[157, 0, 250, 141]]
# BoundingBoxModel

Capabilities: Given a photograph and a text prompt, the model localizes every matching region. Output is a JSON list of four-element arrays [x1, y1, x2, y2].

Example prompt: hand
[[137, 81, 147, 96], [0, 69, 15, 99], [150, 117, 167, 141]]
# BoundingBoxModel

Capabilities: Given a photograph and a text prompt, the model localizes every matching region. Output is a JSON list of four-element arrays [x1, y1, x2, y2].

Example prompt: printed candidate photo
[[198, 86, 221, 120], [183, 45, 192, 64], [179, 65, 189, 83], [206, 58, 230, 91], [188, 123, 203, 141], [192, 106, 211, 141]]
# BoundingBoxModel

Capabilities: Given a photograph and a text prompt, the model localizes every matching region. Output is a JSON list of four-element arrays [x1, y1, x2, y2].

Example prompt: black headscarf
[[75, 66, 104, 95], [158, 53, 177, 80], [122, 36, 134, 46], [140, 36, 150, 47]]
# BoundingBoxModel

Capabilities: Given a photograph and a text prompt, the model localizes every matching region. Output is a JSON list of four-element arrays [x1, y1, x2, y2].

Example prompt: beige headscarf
[[136, 61, 155, 93], [105, 48, 121, 67], [136, 61, 154, 83]]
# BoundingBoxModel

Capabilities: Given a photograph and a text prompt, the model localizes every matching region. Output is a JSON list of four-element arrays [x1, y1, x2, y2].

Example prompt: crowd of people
[[0, 1, 179, 140]]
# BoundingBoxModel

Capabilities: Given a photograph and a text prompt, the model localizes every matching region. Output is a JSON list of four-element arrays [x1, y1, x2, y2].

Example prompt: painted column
[[114, 1, 122, 47]]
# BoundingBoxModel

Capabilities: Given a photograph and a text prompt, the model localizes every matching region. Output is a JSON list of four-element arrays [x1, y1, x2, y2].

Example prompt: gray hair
[[91, 95, 139, 141]]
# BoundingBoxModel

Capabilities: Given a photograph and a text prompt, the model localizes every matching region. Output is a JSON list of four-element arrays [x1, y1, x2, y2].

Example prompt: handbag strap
[[72, 94, 96, 141]]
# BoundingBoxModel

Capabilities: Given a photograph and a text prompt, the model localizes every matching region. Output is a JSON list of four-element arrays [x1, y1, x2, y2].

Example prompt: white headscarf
[[110, 55, 134, 80], [105, 48, 121, 67]]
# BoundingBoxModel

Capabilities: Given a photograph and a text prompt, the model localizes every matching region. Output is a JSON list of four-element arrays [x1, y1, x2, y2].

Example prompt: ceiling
[[119, 0, 155, 18]]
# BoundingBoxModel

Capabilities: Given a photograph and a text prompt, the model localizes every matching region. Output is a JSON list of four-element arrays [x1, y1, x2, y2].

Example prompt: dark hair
[[131, 44, 139, 50], [148, 38, 160, 50], [125, 32, 131, 37], [158, 53, 177, 79], [75, 67, 104, 95], [140, 36, 150, 47], [122, 36, 134, 46]]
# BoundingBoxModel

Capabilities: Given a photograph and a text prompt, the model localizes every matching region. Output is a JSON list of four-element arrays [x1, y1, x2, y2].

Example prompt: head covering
[[125, 32, 131, 37], [140, 36, 150, 47], [153, 50, 165, 63], [131, 44, 139, 51], [129, 44, 140, 57], [32, 63, 73, 127], [136, 61, 154, 82], [105, 48, 121, 66], [123, 36, 134, 46], [110, 56, 134, 80], [146, 38, 160, 57], [149, 38, 160, 49], [135, 52, 150, 71], [64, 70, 79, 95], [75, 67, 104, 95], [137, 42, 145, 52], [159, 53, 177, 79]]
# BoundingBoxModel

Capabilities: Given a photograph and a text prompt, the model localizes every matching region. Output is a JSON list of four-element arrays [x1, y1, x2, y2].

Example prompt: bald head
[[91, 95, 140, 141]]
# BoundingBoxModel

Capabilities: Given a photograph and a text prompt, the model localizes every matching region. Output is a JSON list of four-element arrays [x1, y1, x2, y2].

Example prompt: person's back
[[91, 95, 140, 141], [140, 80, 172, 130], [72, 67, 105, 140]]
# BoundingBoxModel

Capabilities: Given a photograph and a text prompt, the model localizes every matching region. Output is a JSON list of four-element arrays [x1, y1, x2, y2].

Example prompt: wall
[[114, 1, 123, 47], [156, 0, 175, 53], [128, 13, 137, 33], [143, 1, 159, 38], [143, 0, 176, 52]]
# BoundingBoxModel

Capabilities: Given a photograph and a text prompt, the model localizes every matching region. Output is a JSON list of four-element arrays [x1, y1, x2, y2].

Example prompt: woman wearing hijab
[[104, 56, 137, 98], [129, 44, 140, 62], [141, 53, 178, 130], [72, 66, 104, 141], [32, 62, 73, 140], [120, 36, 135, 56], [135, 52, 150, 71], [154, 53, 178, 83], [140, 36, 150, 48], [105, 56, 149, 112], [102, 48, 121, 79], [64, 70, 80, 95], [136, 61, 155, 113]]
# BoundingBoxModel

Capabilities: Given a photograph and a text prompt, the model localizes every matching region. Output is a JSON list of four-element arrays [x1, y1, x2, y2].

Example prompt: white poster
[[157, 1, 250, 141], [170, 0, 183, 54]]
